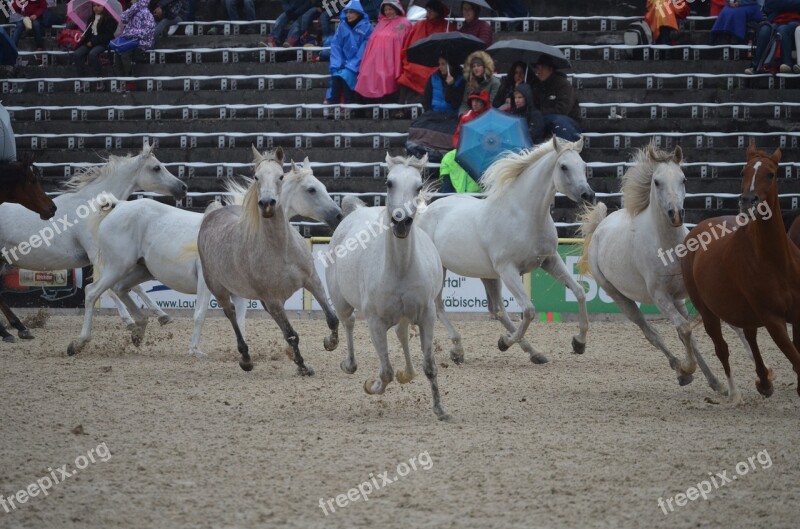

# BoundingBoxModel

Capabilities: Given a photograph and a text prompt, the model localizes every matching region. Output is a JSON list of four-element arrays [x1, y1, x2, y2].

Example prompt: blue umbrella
[[0, 27, 18, 66], [455, 108, 532, 181]]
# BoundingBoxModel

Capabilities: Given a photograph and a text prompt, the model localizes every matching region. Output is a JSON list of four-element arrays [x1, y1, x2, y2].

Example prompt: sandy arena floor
[[0, 312, 798, 529]]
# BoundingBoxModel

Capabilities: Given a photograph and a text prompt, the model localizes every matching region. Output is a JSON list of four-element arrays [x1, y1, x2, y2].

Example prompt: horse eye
[[307, 187, 316, 194], [154, 165, 161, 172], [654, 180, 661, 187], [416, 186, 423, 193], [560, 164, 567, 171], [279, 175, 284, 180], [387, 181, 393, 189]]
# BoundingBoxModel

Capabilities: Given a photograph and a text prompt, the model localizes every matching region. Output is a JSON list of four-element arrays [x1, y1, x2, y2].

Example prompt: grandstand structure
[[4, 0, 799, 235]]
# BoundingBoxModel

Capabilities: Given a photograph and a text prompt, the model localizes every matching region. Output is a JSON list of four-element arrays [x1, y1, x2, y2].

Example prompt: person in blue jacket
[[324, 0, 373, 112], [422, 55, 465, 115]]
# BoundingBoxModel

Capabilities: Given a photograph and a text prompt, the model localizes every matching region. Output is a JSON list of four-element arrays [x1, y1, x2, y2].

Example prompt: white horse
[[197, 148, 339, 374], [417, 137, 594, 365], [578, 143, 725, 392], [325, 153, 449, 420], [0, 144, 187, 339], [70, 149, 341, 357]]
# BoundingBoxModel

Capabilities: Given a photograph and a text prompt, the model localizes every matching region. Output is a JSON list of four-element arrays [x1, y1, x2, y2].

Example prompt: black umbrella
[[487, 39, 572, 70], [439, 0, 492, 16], [406, 32, 487, 68]]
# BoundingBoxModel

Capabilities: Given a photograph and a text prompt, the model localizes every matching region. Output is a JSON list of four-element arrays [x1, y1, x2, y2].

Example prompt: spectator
[[508, 83, 544, 144], [487, 0, 528, 30], [395, 0, 450, 117], [224, 0, 258, 32], [458, 50, 500, 114], [531, 54, 581, 141], [42, 0, 67, 30], [458, 1, 492, 45], [323, 0, 373, 113], [354, 0, 412, 101], [440, 89, 490, 193], [72, 2, 118, 91], [113, 0, 156, 91], [11, 0, 48, 54], [795, 25, 800, 72], [711, 0, 728, 16], [265, 0, 314, 46], [710, 0, 764, 44], [645, 0, 690, 44], [286, 1, 326, 49], [422, 55, 464, 114], [152, 0, 188, 38], [746, 0, 800, 73], [493, 60, 531, 110]]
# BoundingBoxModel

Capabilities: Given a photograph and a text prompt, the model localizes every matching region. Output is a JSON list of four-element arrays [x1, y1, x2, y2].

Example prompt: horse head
[[6, 153, 57, 220], [283, 157, 342, 230], [740, 143, 781, 217], [648, 144, 686, 227], [251, 145, 285, 219], [385, 152, 427, 239], [133, 144, 187, 199], [552, 136, 594, 204]]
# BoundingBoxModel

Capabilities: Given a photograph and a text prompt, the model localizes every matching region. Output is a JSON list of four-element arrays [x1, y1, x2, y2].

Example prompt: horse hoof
[[239, 359, 254, 372], [189, 348, 208, 358], [450, 350, 464, 365], [436, 412, 452, 422], [364, 379, 384, 395], [677, 374, 694, 387], [340, 360, 357, 374], [18, 329, 34, 340], [298, 365, 315, 377], [530, 353, 549, 364], [497, 337, 510, 352], [3, 335, 16, 343], [323, 336, 338, 351], [131, 335, 142, 348], [396, 370, 414, 384], [571, 337, 585, 355], [67, 342, 79, 356], [756, 381, 774, 398], [126, 323, 136, 331], [158, 315, 172, 326]]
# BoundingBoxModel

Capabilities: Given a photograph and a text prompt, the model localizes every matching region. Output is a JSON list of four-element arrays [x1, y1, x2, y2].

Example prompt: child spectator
[[422, 55, 464, 114], [439, 89, 489, 193], [508, 83, 544, 144], [113, 0, 156, 91], [323, 0, 373, 112], [355, 0, 412, 101], [531, 54, 581, 141], [72, 2, 118, 91], [458, 50, 500, 114]]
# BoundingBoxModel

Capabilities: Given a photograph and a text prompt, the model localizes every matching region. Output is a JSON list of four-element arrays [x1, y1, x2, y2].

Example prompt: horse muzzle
[[326, 208, 344, 230], [391, 216, 413, 238], [171, 182, 188, 200], [39, 204, 57, 221], [667, 207, 684, 227], [259, 198, 277, 218], [738, 193, 759, 214]]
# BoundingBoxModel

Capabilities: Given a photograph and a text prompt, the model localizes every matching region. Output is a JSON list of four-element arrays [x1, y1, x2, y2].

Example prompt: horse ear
[[303, 156, 311, 168], [646, 142, 657, 161], [574, 136, 584, 153], [771, 147, 782, 163], [143, 141, 153, 157], [747, 142, 757, 158], [291, 159, 298, 172], [385, 151, 395, 168], [251, 145, 262, 165], [274, 146, 284, 164], [419, 153, 429, 167], [552, 136, 560, 153], [673, 145, 682, 164]]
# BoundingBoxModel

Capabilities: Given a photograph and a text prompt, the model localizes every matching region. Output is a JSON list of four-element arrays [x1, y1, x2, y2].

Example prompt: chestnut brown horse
[[681, 144, 800, 404], [0, 153, 58, 342], [790, 216, 800, 248]]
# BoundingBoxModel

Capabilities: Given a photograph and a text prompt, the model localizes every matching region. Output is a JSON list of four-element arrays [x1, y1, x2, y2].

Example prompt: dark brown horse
[[0, 153, 57, 342], [790, 216, 800, 248], [681, 144, 800, 404]]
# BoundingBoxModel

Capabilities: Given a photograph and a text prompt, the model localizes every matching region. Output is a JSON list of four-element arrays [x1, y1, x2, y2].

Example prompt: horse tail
[[342, 195, 366, 217], [577, 201, 607, 276]]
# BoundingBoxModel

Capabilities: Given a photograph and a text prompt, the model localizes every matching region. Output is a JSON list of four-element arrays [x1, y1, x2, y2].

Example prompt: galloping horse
[[198, 148, 339, 374], [579, 143, 723, 392], [417, 137, 594, 364], [326, 154, 449, 420], [0, 153, 57, 342], [681, 144, 800, 404]]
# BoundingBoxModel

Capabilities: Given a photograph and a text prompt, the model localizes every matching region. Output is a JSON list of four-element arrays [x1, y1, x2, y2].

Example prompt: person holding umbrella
[[531, 54, 581, 142], [439, 89, 490, 193], [73, 1, 118, 90], [422, 55, 464, 114], [458, 50, 500, 115], [493, 60, 531, 110]]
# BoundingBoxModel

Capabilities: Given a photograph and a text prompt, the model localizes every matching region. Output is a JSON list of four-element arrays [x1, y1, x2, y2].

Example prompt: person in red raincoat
[[645, 0, 690, 44]]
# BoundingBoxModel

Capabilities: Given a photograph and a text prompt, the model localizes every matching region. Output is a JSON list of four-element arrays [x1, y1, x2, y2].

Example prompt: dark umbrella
[[487, 39, 572, 70], [0, 27, 18, 66], [406, 32, 487, 68], [439, 0, 492, 16], [456, 108, 532, 181]]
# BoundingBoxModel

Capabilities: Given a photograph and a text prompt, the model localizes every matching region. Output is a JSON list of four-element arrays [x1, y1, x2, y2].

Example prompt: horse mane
[[223, 176, 253, 206], [480, 140, 557, 200], [621, 143, 681, 216], [61, 153, 135, 192]]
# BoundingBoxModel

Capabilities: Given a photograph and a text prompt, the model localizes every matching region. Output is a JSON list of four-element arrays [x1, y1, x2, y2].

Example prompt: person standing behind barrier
[[72, 2, 118, 91], [324, 0, 373, 112], [11, 0, 48, 54], [458, 1, 492, 45], [458, 50, 500, 114], [355, 0, 412, 101], [422, 55, 464, 114], [113, 0, 155, 91], [531, 54, 581, 141]]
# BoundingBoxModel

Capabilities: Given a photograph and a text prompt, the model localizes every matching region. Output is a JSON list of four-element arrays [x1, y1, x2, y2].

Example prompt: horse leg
[[763, 319, 800, 398], [108, 290, 136, 330], [364, 316, 393, 395], [0, 296, 33, 339], [113, 289, 148, 348], [0, 319, 17, 343], [481, 278, 547, 364], [419, 304, 450, 420], [674, 300, 725, 394], [435, 267, 464, 364], [262, 299, 313, 376], [540, 255, 588, 355], [599, 278, 692, 386], [232, 295, 248, 341], [131, 284, 172, 325], [327, 277, 356, 374], [742, 327, 774, 397], [189, 268, 212, 357], [304, 272, 339, 351], [654, 291, 698, 377], [68, 270, 132, 356], [395, 320, 415, 383], [699, 310, 741, 405], [217, 292, 252, 371], [496, 266, 536, 356]]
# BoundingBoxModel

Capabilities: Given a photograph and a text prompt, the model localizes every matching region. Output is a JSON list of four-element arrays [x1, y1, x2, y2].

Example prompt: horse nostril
[[402, 217, 413, 227], [581, 191, 595, 204], [268, 199, 276, 207]]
